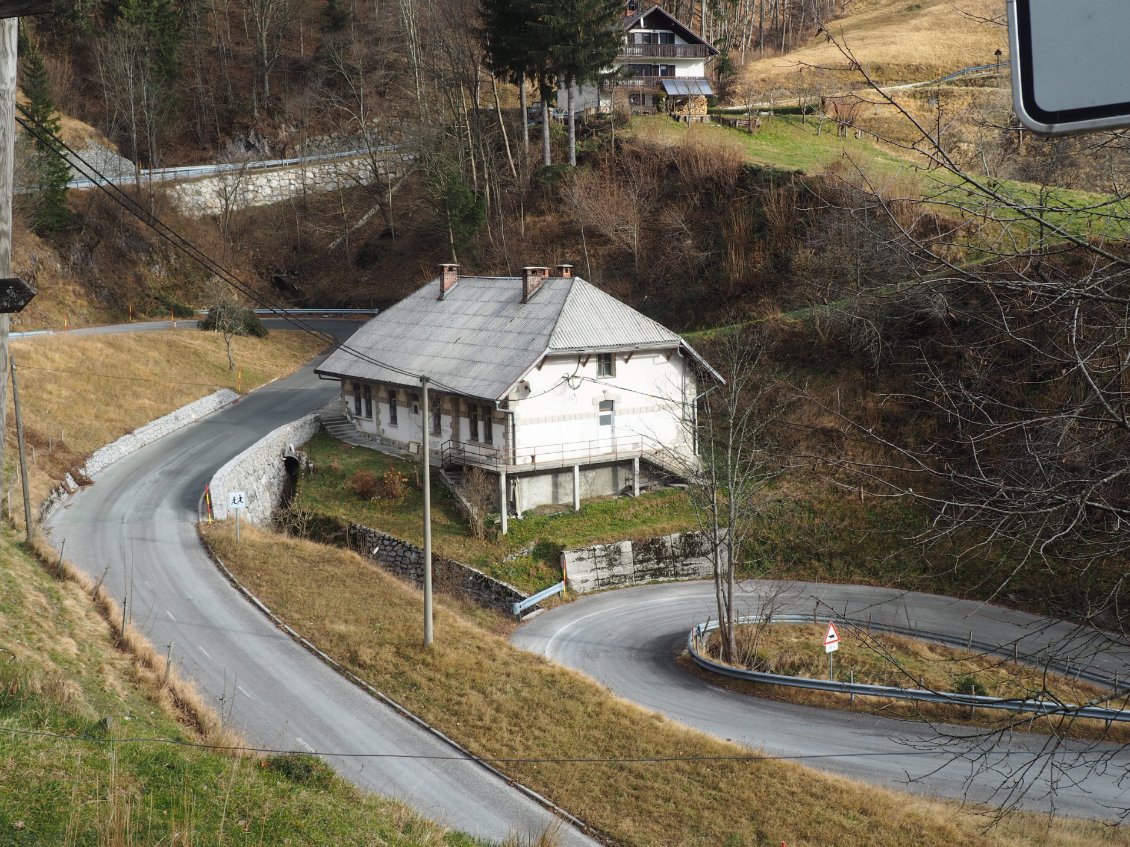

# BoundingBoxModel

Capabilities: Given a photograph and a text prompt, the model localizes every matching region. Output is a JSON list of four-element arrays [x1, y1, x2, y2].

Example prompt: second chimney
[[554, 263, 574, 278], [521, 266, 550, 303], [437, 263, 459, 300]]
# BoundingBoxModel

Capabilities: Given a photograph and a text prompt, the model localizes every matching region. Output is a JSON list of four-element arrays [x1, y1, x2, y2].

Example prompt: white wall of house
[[508, 348, 697, 470]]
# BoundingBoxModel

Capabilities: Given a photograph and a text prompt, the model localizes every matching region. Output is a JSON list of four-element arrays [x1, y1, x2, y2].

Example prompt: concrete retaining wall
[[346, 523, 526, 612], [563, 531, 718, 593], [209, 414, 320, 524]]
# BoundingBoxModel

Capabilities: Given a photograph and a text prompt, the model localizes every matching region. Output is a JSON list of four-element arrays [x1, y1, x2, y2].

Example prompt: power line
[[14, 105, 462, 395], [0, 723, 948, 765]]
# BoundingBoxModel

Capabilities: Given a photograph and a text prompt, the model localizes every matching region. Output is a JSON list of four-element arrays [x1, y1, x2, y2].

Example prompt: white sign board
[[824, 622, 840, 654], [1008, 0, 1130, 135], [228, 491, 247, 510]]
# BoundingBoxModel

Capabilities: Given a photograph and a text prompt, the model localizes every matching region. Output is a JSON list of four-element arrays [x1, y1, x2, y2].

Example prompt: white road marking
[[198, 645, 210, 658], [295, 736, 315, 753], [166, 609, 177, 621], [237, 685, 254, 700]]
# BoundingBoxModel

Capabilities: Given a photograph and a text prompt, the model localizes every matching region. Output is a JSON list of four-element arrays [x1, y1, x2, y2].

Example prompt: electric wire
[[15, 105, 463, 395], [0, 723, 954, 765]]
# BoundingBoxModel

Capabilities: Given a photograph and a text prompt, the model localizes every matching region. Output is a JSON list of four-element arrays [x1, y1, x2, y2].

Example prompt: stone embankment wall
[[563, 531, 718, 593], [209, 414, 320, 524], [41, 389, 240, 522], [346, 524, 526, 612], [170, 155, 403, 217]]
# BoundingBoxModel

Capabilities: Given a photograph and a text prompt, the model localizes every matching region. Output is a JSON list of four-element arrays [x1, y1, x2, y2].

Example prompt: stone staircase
[[317, 399, 369, 446]]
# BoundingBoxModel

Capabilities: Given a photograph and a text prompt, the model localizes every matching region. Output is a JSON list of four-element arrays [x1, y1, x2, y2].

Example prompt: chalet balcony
[[441, 436, 650, 474], [618, 44, 710, 59], [608, 75, 666, 90]]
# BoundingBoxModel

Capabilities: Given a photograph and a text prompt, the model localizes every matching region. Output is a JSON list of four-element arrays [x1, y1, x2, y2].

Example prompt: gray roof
[[316, 274, 716, 400]]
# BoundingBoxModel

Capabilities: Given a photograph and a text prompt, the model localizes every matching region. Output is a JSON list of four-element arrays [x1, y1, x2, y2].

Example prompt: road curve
[[513, 580, 1130, 820], [46, 338, 597, 846]]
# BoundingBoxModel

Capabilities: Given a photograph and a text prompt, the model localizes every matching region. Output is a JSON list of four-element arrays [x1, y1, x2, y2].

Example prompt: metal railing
[[441, 436, 645, 472], [688, 615, 1130, 723], [512, 581, 566, 617], [619, 44, 709, 59], [611, 75, 666, 89]]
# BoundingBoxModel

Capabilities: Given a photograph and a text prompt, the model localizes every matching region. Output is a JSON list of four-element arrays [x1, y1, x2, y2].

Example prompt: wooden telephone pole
[[0, 3, 48, 519]]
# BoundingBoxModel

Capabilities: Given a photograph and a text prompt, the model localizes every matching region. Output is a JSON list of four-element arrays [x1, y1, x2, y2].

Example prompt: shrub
[[348, 470, 379, 499], [264, 754, 335, 789], [376, 469, 410, 500], [198, 301, 269, 337]]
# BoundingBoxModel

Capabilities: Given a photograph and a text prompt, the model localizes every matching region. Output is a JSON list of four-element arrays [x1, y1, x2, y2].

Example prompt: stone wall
[[41, 389, 240, 522], [563, 531, 719, 593], [209, 414, 321, 524], [170, 155, 405, 217], [346, 523, 526, 612]]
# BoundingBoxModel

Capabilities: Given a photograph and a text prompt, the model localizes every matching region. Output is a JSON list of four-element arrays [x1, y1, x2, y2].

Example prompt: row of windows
[[351, 386, 495, 443]]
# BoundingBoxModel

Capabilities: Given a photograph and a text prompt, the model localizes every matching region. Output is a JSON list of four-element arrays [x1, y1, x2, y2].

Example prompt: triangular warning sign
[[824, 622, 840, 646]]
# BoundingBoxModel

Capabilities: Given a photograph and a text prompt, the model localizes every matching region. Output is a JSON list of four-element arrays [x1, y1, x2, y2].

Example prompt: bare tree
[[244, 0, 299, 116]]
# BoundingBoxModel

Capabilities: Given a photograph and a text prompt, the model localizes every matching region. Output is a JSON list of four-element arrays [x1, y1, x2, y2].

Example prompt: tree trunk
[[520, 80, 529, 148], [567, 84, 577, 167], [542, 94, 551, 166]]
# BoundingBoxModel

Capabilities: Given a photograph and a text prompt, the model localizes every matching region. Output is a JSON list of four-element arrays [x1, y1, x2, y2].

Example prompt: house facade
[[315, 264, 719, 527], [565, 3, 718, 117]]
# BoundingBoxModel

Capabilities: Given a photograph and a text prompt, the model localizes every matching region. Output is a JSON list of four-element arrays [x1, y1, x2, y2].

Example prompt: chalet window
[[352, 383, 362, 416], [597, 352, 615, 378], [469, 402, 480, 441], [362, 385, 373, 418], [411, 392, 420, 415], [482, 406, 493, 445], [599, 400, 615, 428], [388, 390, 398, 426], [659, 64, 675, 77], [431, 398, 442, 435]]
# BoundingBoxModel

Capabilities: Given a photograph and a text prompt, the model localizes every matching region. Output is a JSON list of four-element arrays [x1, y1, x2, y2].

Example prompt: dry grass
[[738, 0, 1006, 93], [696, 623, 1130, 743], [7, 329, 325, 513], [203, 523, 1130, 847]]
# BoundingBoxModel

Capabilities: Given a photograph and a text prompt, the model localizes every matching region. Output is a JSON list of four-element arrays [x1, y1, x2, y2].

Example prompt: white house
[[565, 3, 718, 116], [315, 263, 720, 525]]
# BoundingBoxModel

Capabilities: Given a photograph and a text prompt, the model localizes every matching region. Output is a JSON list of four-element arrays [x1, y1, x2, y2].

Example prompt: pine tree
[[21, 40, 71, 233]]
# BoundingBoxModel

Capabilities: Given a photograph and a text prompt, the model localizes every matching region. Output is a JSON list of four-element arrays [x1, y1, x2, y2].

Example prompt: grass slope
[[738, 0, 1005, 91], [204, 523, 1130, 847], [0, 528, 475, 846]]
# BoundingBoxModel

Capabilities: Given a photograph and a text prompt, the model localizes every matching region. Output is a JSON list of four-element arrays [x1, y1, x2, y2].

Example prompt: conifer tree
[[21, 38, 71, 233]]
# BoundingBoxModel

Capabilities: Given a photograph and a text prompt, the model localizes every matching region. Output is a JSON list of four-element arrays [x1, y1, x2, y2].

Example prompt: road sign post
[[228, 491, 246, 542], [1008, 0, 1130, 135], [824, 622, 840, 681]]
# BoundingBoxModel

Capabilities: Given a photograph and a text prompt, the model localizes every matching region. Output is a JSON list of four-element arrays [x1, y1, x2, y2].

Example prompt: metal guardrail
[[688, 615, 1130, 723], [512, 581, 566, 616]]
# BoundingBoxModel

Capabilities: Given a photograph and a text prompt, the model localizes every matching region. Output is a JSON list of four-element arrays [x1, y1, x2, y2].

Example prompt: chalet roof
[[624, 5, 719, 55], [316, 273, 718, 401]]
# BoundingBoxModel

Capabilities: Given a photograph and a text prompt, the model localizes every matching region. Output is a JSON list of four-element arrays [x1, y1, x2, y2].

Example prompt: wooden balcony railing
[[619, 44, 709, 59]]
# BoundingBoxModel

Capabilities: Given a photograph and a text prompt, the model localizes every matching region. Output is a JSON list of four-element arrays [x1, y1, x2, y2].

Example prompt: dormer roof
[[623, 5, 719, 55]]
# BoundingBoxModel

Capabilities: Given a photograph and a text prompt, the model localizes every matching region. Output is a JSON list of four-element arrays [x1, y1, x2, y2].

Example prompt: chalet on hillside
[[564, 3, 718, 118], [315, 264, 720, 526]]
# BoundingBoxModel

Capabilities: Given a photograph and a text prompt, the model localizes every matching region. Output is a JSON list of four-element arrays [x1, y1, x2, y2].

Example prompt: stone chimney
[[437, 263, 459, 300], [554, 263, 574, 278], [521, 266, 550, 303]]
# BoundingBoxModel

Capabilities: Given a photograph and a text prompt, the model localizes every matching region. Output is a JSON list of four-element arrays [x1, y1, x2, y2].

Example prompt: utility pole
[[0, 17, 16, 504], [0, 3, 50, 517], [420, 375, 433, 648], [10, 355, 29, 543]]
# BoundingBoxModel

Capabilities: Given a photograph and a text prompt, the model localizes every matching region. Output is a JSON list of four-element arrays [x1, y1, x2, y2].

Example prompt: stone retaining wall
[[563, 531, 719, 593], [209, 414, 321, 524], [346, 523, 526, 612], [41, 389, 240, 522], [170, 155, 404, 217]]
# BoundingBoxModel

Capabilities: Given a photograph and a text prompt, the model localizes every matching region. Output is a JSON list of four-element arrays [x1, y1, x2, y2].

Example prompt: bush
[[264, 754, 335, 789], [348, 470, 379, 499], [376, 469, 410, 500], [153, 291, 195, 318]]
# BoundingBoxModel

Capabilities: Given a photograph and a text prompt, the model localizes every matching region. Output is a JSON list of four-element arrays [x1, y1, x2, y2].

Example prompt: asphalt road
[[45, 330, 597, 846], [513, 580, 1130, 820]]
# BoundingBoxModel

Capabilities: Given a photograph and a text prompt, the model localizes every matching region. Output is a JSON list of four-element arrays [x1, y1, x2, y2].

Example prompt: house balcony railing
[[441, 437, 648, 474], [619, 44, 710, 59], [607, 75, 667, 89]]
